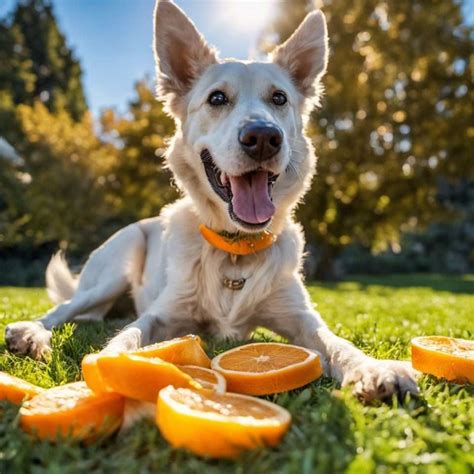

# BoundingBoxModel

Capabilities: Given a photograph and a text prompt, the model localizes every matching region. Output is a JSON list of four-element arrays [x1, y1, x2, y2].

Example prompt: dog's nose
[[238, 120, 283, 162]]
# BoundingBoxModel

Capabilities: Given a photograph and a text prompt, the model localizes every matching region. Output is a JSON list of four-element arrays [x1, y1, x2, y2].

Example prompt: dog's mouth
[[200, 149, 278, 229]]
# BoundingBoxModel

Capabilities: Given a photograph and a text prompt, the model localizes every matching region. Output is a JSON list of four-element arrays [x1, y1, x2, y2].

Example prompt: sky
[[0, 0, 472, 117], [0, 0, 280, 116]]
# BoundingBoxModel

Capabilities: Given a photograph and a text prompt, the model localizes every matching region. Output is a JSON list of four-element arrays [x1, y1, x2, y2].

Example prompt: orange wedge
[[178, 365, 226, 393], [411, 336, 474, 383], [211, 342, 322, 395], [82, 335, 210, 393], [20, 382, 124, 441], [0, 372, 44, 404], [157, 386, 291, 458], [96, 353, 200, 402], [82, 353, 112, 393], [133, 335, 211, 368]]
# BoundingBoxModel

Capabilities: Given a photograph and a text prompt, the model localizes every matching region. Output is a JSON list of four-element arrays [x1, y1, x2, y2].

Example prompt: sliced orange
[[20, 381, 124, 441], [411, 336, 474, 383], [211, 342, 322, 395], [133, 335, 211, 368], [82, 353, 112, 393], [96, 353, 200, 402], [0, 372, 44, 404], [157, 386, 291, 458], [82, 335, 210, 393], [178, 365, 226, 393]]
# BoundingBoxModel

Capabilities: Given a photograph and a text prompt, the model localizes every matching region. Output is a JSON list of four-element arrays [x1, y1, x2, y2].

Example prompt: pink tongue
[[229, 171, 275, 224]]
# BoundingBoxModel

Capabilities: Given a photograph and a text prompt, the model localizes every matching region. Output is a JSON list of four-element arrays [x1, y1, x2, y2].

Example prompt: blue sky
[[1, 1, 472, 117], [0, 0, 279, 116]]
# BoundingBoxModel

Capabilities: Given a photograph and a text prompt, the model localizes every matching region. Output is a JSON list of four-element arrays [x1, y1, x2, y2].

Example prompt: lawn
[[0, 275, 472, 473]]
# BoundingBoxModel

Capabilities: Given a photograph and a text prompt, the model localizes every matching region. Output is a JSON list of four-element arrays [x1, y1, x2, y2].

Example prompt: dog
[[5, 0, 418, 403]]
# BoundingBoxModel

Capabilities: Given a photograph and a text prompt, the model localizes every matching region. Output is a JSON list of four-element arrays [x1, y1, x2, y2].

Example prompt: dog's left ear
[[271, 10, 328, 98], [154, 0, 217, 102]]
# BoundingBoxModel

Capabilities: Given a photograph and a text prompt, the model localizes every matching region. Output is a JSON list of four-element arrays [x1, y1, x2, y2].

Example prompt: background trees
[[0, 0, 472, 283], [262, 0, 473, 276]]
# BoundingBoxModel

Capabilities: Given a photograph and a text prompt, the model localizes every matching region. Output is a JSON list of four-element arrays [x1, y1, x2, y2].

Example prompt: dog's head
[[154, 0, 328, 233]]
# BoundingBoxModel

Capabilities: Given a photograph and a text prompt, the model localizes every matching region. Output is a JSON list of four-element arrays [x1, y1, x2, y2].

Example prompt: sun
[[215, 0, 278, 35]]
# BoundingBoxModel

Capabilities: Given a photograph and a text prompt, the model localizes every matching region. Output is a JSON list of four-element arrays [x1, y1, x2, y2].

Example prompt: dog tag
[[222, 276, 246, 290]]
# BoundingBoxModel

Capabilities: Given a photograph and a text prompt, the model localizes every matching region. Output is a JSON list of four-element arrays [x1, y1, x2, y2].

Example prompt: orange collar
[[199, 224, 275, 256]]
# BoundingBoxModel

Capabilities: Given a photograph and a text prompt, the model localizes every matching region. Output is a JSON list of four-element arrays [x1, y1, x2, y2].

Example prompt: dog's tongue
[[229, 171, 275, 224]]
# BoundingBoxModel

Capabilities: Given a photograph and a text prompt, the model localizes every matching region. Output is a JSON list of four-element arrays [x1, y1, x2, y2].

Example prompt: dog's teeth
[[221, 172, 228, 186]]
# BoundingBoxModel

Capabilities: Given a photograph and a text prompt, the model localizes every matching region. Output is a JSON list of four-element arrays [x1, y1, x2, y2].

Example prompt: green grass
[[0, 275, 473, 473]]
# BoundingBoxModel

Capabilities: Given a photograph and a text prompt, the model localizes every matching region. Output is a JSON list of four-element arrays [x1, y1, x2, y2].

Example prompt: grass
[[0, 274, 473, 473]]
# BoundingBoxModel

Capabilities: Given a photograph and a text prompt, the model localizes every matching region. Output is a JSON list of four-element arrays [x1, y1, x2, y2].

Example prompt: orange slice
[[82, 353, 112, 393], [133, 335, 211, 368], [156, 386, 291, 458], [411, 336, 474, 383], [82, 335, 210, 393], [96, 353, 200, 402], [0, 372, 44, 404], [211, 342, 322, 395], [20, 382, 124, 441], [178, 365, 226, 393]]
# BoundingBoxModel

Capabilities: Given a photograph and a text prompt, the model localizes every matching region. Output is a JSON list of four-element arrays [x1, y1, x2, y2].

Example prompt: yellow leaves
[[359, 171, 379, 191], [17, 102, 98, 157], [375, 195, 390, 214], [392, 111, 406, 123], [324, 207, 337, 224], [339, 235, 351, 245], [358, 72, 368, 85]]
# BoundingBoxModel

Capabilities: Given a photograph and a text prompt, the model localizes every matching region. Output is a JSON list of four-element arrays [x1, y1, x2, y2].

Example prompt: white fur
[[5, 0, 418, 403]]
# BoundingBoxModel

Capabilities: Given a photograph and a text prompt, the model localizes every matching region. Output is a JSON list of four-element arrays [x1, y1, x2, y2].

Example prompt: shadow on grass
[[314, 273, 474, 295]]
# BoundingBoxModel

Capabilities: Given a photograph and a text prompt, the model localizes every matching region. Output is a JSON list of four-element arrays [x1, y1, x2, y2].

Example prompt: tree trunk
[[314, 245, 339, 281]]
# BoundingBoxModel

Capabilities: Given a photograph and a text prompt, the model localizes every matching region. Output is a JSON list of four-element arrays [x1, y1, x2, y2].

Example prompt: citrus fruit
[[20, 381, 124, 441], [0, 372, 44, 404], [211, 342, 322, 395], [156, 386, 291, 458], [82, 335, 210, 394], [411, 336, 474, 383], [133, 335, 211, 368], [178, 365, 226, 393], [82, 353, 112, 393], [96, 353, 200, 402]]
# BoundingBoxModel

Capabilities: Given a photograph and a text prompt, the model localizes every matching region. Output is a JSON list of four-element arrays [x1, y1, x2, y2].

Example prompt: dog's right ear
[[154, 0, 217, 106]]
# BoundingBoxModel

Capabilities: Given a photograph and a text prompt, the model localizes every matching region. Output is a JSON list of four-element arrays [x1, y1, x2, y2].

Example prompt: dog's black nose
[[238, 120, 283, 162]]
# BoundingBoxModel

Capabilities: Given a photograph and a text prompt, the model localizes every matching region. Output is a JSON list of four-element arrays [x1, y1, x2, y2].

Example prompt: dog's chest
[[191, 251, 266, 337]]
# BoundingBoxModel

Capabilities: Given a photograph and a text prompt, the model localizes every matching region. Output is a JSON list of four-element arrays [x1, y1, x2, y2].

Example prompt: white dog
[[5, 0, 418, 403]]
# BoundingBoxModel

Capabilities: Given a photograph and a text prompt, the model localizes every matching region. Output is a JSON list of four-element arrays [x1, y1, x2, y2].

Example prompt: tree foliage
[[262, 0, 473, 275], [100, 80, 177, 226], [0, 0, 472, 282], [0, 0, 87, 123]]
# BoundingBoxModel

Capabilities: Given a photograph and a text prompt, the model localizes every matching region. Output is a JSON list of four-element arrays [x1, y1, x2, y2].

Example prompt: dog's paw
[[342, 360, 419, 404], [5, 321, 52, 360]]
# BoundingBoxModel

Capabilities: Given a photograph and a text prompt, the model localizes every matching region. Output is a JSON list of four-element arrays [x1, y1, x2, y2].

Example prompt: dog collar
[[199, 224, 275, 256]]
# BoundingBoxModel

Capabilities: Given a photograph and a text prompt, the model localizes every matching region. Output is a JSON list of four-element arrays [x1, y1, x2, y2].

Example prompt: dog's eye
[[208, 91, 228, 106], [272, 91, 287, 106]]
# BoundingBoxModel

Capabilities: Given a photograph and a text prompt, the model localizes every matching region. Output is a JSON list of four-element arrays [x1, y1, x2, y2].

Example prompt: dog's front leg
[[259, 278, 419, 403], [103, 313, 162, 353], [102, 289, 180, 353]]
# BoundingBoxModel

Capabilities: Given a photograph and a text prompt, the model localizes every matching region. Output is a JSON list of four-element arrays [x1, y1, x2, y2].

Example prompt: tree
[[262, 0, 473, 277], [100, 80, 178, 226], [0, 0, 87, 122], [3, 102, 113, 252]]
